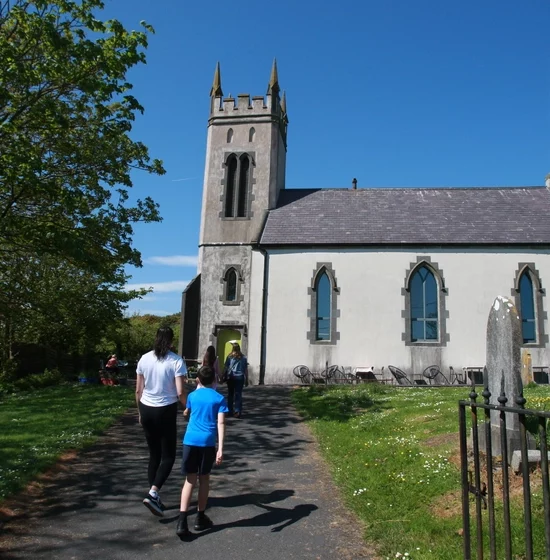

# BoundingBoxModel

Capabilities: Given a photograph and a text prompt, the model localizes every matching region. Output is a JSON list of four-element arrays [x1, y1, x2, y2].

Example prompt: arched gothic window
[[220, 266, 242, 306], [410, 265, 438, 341], [307, 263, 340, 344], [403, 257, 448, 346], [519, 271, 536, 343], [249, 127, 255, 142], [227, 128, 233, 143], [226, 268, 237, 302], [237, 155, 249, 217], [223, 153, 252, 218], [315, 272, 331, 341], [512, 264, 547, 347], [224, 155, 238, 217]]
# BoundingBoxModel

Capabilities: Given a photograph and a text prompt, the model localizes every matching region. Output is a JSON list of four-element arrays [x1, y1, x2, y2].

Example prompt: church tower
[[195, 61, 288, 373]]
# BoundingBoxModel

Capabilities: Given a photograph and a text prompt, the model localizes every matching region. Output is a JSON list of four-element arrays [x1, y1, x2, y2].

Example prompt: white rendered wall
[[262, 248, 550, 383], [246, 249, 265, 384]]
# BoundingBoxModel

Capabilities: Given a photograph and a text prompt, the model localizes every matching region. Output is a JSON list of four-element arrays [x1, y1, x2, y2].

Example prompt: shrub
[[15, 368, 64, 391], [0, 368, 64, 395], [0, 358, 18, 384]]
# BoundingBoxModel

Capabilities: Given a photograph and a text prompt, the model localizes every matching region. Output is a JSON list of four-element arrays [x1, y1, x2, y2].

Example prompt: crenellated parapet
[[208, 60, 288, 143]]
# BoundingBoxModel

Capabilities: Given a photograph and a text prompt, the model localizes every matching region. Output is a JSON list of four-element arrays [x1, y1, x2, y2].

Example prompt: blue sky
[[102, 0, 550, 317]]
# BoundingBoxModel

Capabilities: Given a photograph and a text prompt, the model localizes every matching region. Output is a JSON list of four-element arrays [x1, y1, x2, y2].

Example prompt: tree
[[0, 1, 165, 372], [97, 313, 181, 365]]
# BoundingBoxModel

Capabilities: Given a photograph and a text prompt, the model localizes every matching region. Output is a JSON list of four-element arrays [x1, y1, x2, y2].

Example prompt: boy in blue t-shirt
[[177, 366, 228, 538]]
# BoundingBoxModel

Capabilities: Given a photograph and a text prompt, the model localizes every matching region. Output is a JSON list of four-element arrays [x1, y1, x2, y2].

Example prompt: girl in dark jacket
[[223, 343, 248, 418]]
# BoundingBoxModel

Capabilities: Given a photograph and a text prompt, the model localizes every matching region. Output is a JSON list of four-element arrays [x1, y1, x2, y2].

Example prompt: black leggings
[[139, 401, 178, 490]]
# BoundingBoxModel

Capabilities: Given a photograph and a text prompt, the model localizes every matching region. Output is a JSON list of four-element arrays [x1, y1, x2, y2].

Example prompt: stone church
[[179, 61, 550, 384]]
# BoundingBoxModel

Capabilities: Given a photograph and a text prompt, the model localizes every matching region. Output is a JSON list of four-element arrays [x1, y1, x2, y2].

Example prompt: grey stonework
[[198, 245, 252, 358], [482, 296, 535, 462], [200, 86, 286, 247], [220, 264, 244, 305], [197, 70, 287, 370]]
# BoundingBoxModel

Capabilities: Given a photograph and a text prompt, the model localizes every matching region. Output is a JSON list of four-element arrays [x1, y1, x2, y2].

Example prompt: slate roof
[[260, 187, 550, 246]]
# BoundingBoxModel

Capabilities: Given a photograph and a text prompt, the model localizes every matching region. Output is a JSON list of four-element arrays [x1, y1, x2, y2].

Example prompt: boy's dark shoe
[[157, 496, 166, 512], [194, 513, 213, 531], [176, 517, 191, 538], [143, 494, 164, 517]]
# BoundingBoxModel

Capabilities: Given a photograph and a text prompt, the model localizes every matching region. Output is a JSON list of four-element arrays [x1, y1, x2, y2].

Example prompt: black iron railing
[[459, 379, 550, 560]]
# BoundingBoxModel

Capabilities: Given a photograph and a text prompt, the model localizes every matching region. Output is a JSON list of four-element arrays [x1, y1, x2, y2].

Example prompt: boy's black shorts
[[181, 445, 216, 476]]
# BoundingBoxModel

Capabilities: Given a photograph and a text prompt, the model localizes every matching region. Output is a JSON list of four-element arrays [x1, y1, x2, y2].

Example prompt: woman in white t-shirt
[[136, 327, 187, 517]]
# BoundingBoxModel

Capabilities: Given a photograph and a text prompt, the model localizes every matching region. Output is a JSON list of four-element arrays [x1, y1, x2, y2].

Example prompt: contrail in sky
[[171, 177, 196, 182]]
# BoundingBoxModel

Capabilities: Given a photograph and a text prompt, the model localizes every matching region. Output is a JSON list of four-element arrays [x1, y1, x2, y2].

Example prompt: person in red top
[[105, 354, 119, 374]]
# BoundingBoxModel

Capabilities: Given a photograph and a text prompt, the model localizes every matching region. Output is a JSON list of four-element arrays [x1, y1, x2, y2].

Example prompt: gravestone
[[482, 295, 535, 462], [521, 349, 533, 386]]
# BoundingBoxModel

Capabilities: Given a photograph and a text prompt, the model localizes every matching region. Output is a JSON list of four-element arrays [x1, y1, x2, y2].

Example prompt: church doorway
[[216, 329, 241, 366]]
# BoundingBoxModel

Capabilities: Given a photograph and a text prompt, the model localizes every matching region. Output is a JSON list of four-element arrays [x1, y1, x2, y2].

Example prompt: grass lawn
[[292, 383, 550, 560], [0, 383, 134, 503]]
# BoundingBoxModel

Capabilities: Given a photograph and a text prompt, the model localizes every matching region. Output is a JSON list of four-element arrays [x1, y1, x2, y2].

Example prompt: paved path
[[0, 386, 374, 560]]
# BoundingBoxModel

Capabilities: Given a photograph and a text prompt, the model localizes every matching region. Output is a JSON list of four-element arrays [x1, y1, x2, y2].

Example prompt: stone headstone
[[483, 296, 535, 462], [521, 349, 533, 386]]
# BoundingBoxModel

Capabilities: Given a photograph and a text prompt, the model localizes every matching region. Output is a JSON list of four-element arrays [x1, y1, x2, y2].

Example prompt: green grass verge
[[0, 383, 134, 503], [292, 383, 550, 560]]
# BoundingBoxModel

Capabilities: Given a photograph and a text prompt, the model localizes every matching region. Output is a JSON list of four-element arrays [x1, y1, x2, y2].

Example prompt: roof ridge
[[283, 186, 545, 192]]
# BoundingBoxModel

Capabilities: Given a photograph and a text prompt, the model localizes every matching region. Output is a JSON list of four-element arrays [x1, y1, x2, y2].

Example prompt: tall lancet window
[[223, 152, 254, 219], [410, 265, 438, 341], [307, 263, 340, 344], [403, 257, 449, 346], [237, 154, 250, 217], [512, 263, 547, 347], [226, 268, 237, 302], [315, 272, 331, 341], [221, 265, 243, 306], [519, 271, 536, 343], [224, 155, 238, 217]]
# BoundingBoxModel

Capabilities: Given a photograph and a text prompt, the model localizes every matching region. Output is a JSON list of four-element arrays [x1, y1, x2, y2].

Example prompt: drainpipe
[[253, 211, 271, 385], [258, 247, 269, 385]]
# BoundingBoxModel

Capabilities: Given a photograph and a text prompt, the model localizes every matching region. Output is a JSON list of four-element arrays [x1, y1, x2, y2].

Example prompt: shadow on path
[[0, 385, 374, 560]]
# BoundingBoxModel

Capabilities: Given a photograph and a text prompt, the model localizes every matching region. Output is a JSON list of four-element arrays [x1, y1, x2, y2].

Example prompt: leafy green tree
[[1, 254, 149, 371], [0, 1, 165, 371], [97, 313, 181, 366]]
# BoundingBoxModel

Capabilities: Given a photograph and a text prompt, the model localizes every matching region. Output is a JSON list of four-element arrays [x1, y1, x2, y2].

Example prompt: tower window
[[224, 155, 238, 217], [237, 155, 250, 218], [226, 268, 237, 302], [220, 265, 244, 306], [227, 128, 233, 143], [222, 152, 254, 219], [249, 127, 255, 142]]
